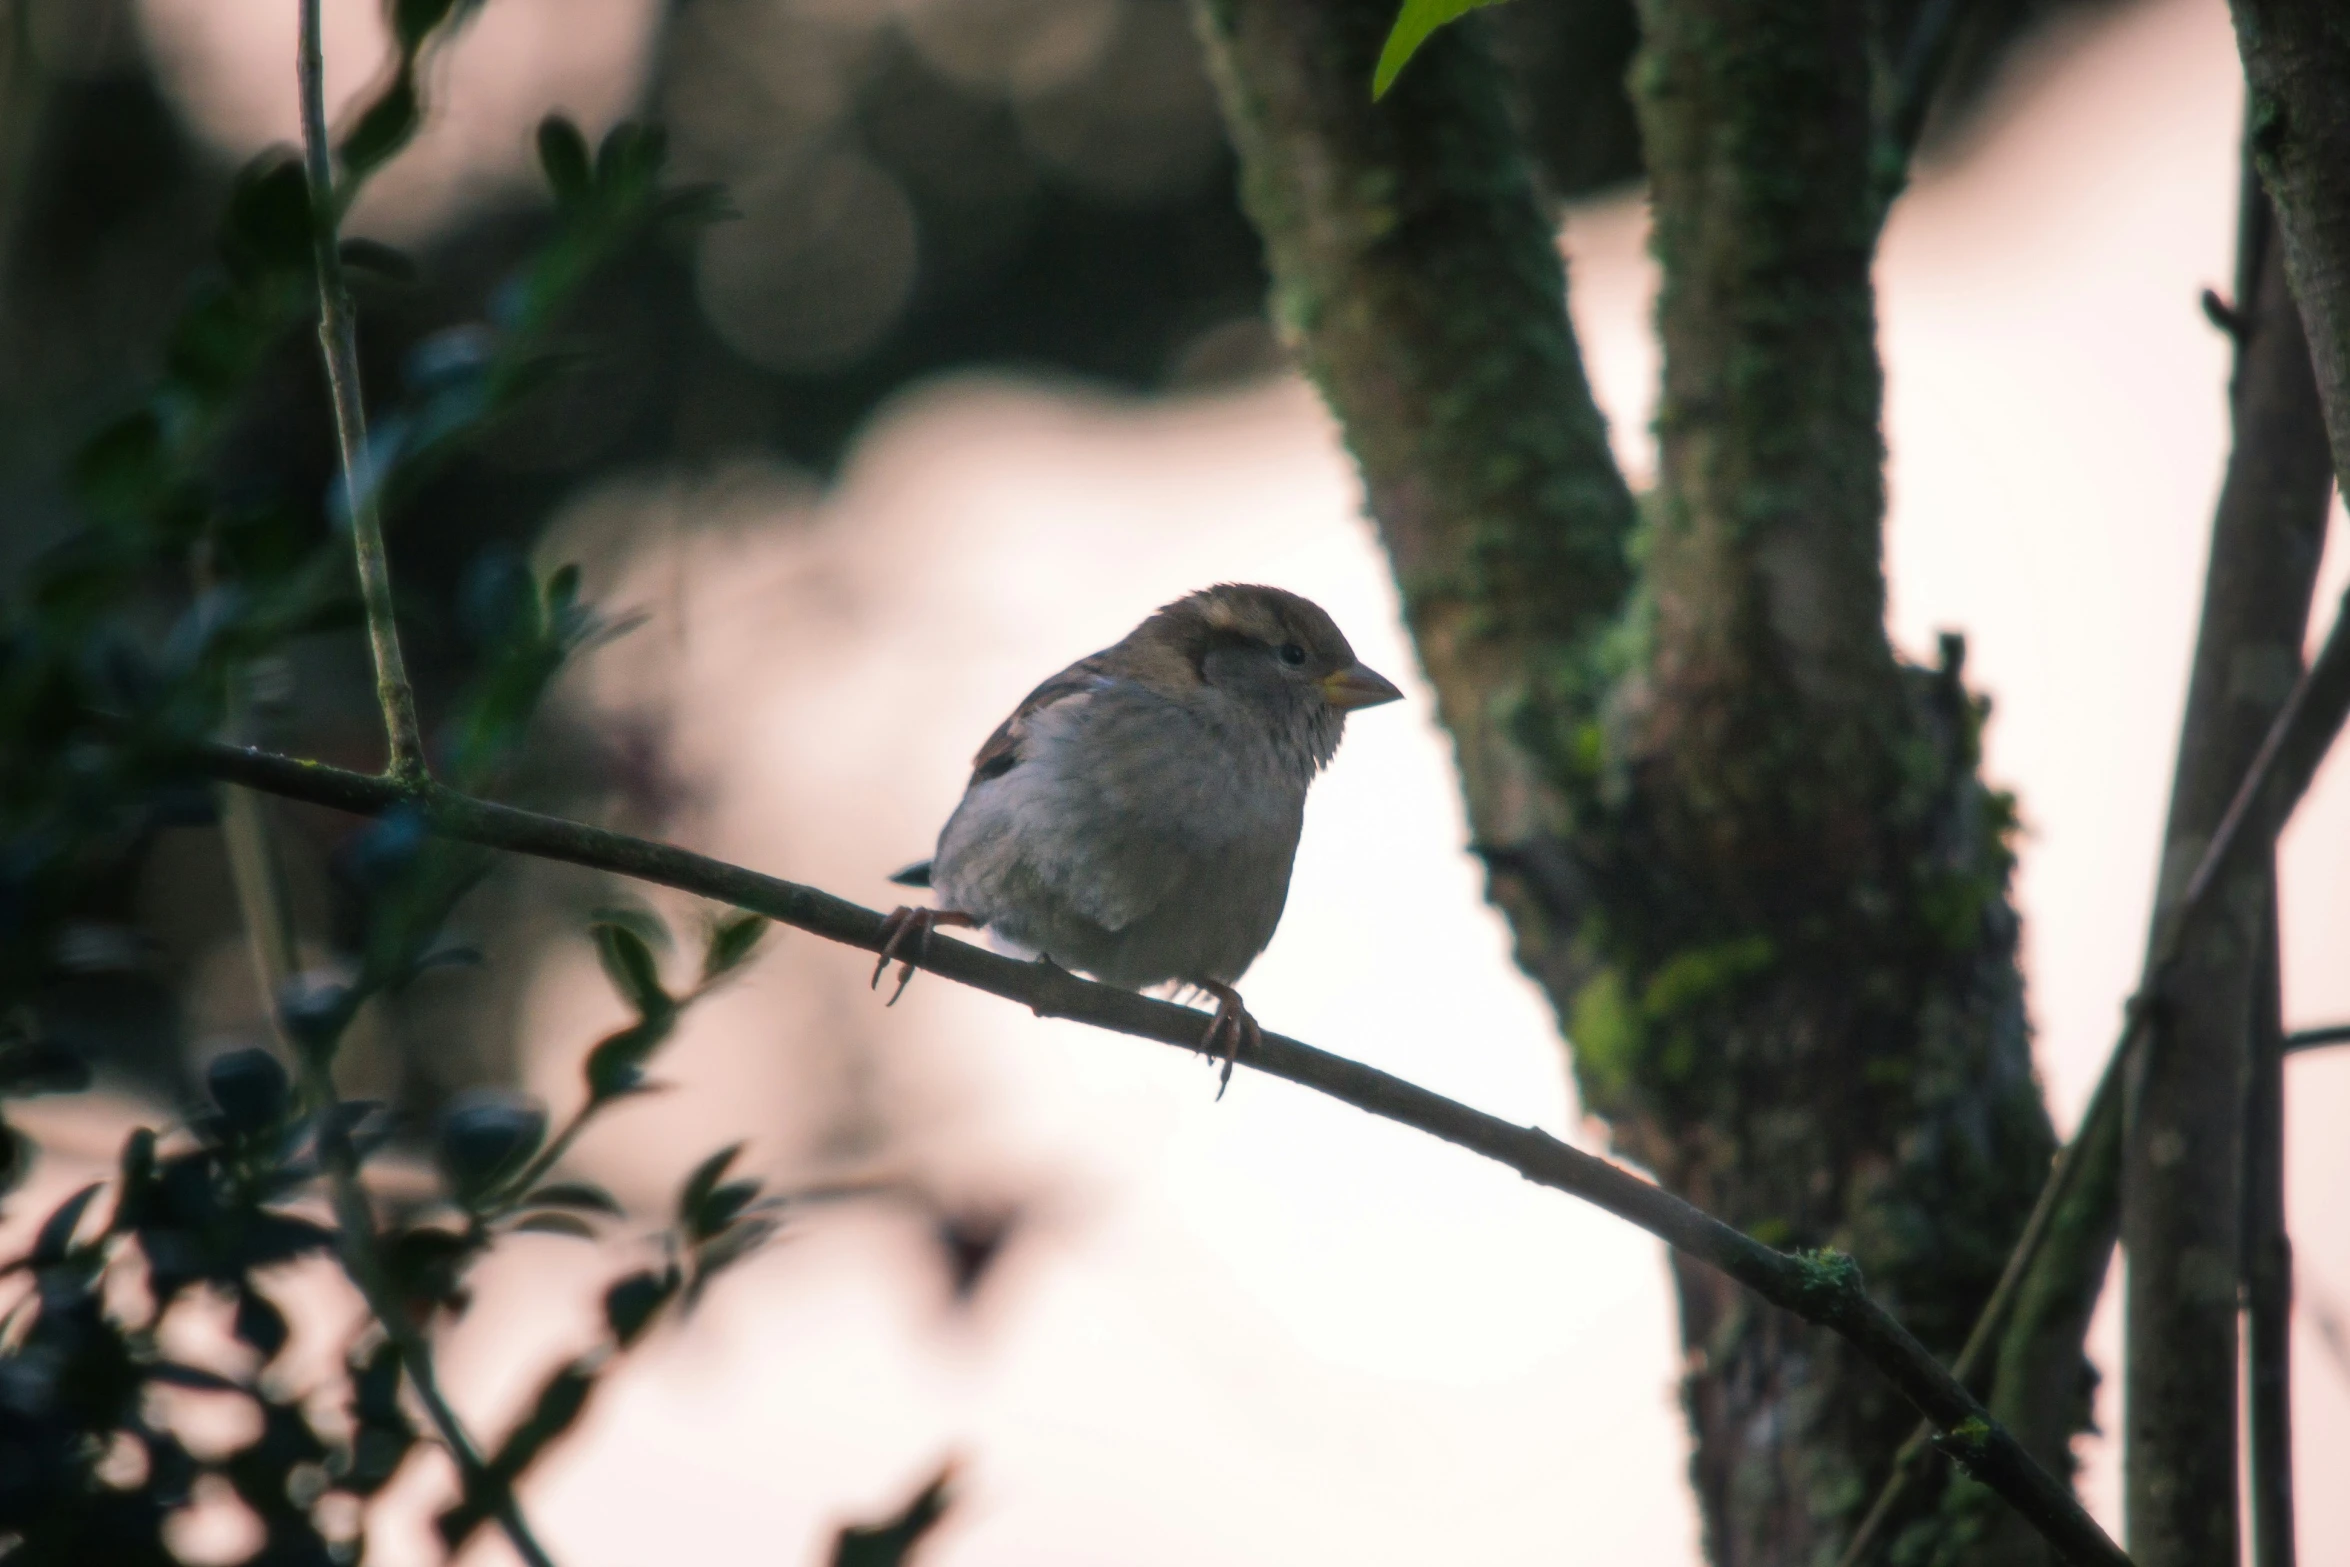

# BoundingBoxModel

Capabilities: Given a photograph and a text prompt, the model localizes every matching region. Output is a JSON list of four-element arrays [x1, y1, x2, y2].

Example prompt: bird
[[876, 583, 1403, 1094]]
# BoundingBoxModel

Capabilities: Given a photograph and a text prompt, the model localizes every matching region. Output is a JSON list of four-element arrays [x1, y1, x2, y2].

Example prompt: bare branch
[[298, 0, 426, 780], [157, 738, 2130, 1567], [279, 10, 544, 1561], [2245, 891, 2294, 1567]]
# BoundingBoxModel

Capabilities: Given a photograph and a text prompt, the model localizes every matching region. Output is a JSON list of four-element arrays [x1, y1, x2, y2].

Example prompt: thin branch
[[290, 1039, 558, 1567], [2245, 888, 2294, 1567], [298, 0, 426, 781], [206, 689, 554, 1561], [154, 741, 2130, 1567], [2285, 1023, 2350, 1054], [289, 12, 528, 1548], [1840, 580, 2350, 1567]]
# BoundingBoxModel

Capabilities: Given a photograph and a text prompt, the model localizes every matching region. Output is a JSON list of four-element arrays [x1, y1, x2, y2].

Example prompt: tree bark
[[2120, 186, 2330, 1567], [1186, 0, 1638, 960], [2230, 0, 2350, 491], [1618, 7, 2059, 1563], [1189, 4, 2064, 1562]]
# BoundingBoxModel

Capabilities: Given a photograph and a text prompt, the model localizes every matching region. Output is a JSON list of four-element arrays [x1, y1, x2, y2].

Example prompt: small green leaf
[[537, 116, 594, 209], [393, 0, 461, 48], [831, 1467, 956, 1567], [1372, 0, 1518, 99], [511, 1211, 598, 1240], [437, 1361, 596, 1552], [701, 912, 768, 983], [220, 154, 315, 279], [685, 1216, 777, 1301], [676, 1142, 743, 1229], [603, 1268, 677, 1346], [340, 80, 421, 181], [583, 1017, 672, 1100], [544, 563, 583, 621], [590, 902, 672, 953], [595, 121, 668, 196], [691, 1177, 762, 1241], [592, 921, 673, 1020], [32, 1182, 103, 1265], [526, 1181, 624, 1216], [340, 237, 420, 284]]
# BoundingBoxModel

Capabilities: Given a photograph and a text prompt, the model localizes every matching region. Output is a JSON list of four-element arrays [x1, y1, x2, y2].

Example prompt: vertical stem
[[205, 670, 556, 1567], [2121, 157, 2330, 1567], [289, 1038, 560, 1567], [2243, 885, 2293, 1567], [288, 8, 544, 1560], [297, 0, 426, 781]]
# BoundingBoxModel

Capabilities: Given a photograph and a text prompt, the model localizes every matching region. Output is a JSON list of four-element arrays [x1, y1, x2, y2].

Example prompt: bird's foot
[[872, 907, 976, 1005], [1194, 980, 1261, 1101]]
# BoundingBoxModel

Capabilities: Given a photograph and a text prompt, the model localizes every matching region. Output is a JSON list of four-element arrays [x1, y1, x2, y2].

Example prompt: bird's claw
[[872, 906, 974, 1006], [1197, 981, 1260, 1101]]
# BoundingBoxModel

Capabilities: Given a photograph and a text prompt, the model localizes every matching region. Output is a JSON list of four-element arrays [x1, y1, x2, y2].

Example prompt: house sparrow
[[879, 584, 1403, 1093]]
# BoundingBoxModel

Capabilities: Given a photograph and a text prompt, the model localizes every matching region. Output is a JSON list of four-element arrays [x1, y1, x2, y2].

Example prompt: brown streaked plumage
[[878, 584, 1403, 1093]]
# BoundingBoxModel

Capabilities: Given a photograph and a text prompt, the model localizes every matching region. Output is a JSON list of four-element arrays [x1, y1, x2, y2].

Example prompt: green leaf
[[340, 80, 421, 182], [690, 1177, 762, 1241], [436, 1360, 596, 1552], [591, 920, 673, 1020], [1372, 0, 1518, 99], [590, 902, 672, 953], [220, 154, 315, 280], [393, 0, 461, 48], [339, 237, 419, 284], [583, 1018, 672, 1100], [525, 1180, 624, 1216], [676, 1142, 742, 1230], [831, 1468, 956, 1567], [701, 912, 768, 983], [603, 1268, 677, 1346], [537, 116, 594, 210], [31, 1182, 103, 1265], [511, 1210, 598, 1240]]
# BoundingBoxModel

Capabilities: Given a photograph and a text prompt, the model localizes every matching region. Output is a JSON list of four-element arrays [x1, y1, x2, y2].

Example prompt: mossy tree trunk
[[1190, 3, 2064, 1563]]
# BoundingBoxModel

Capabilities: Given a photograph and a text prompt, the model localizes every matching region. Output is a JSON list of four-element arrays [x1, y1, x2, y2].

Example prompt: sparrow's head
[[1132, 583, 1402, 768]]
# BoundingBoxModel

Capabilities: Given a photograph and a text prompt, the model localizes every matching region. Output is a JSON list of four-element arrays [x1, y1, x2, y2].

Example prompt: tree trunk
[[1189, 5, 2064, 1562]]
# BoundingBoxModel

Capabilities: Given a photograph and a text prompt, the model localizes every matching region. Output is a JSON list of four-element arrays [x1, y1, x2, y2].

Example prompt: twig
[[291, 1040, 559, 1567], [1839, 583, 2350, 1567], [288, 7, 545, 1557], [206, 694, 555, 1566], [2285, 1023, 2350, 1053], [2245, 891, 2294, 1567], [298, 0, 426, 781], [158, 742, 2129, 1567]]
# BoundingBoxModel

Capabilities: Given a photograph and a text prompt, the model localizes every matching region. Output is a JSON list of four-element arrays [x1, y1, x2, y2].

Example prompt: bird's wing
[[966, 653, 1117, 788]]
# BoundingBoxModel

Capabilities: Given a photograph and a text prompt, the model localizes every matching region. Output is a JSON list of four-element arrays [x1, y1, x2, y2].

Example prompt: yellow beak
[[1321, 662, 1404, 711]]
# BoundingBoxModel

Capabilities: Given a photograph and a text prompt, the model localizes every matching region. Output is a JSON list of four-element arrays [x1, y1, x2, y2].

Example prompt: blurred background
[[3, 0, 2347, 1561]]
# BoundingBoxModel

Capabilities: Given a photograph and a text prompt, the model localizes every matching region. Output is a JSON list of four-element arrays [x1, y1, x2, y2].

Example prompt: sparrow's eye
[[1277, 642, 1308, 667]]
